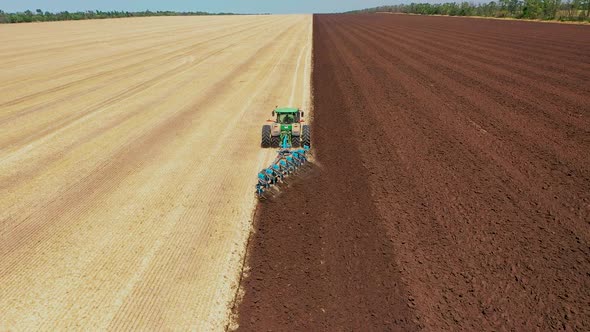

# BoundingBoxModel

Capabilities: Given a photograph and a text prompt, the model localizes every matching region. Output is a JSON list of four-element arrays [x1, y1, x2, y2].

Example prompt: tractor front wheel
[[261, 125, 271, 148], [302, 125, 311, 148], [292, 135, 300, 148]]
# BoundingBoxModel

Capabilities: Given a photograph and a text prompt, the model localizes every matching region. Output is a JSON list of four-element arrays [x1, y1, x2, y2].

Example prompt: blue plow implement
[[256, 135, 310, 198]]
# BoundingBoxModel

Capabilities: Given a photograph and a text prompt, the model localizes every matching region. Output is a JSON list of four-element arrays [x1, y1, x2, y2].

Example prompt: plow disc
[[256, 144, 310, 198]]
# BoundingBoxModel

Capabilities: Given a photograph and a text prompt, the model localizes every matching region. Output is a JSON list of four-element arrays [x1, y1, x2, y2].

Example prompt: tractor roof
[[275, 107, 299, 114]]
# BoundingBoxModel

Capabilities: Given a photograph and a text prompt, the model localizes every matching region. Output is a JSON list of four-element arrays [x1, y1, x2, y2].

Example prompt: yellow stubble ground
[[0, 15, 312, 330]]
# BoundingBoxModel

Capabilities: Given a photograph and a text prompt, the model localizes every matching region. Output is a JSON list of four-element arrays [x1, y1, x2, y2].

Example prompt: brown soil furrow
[[321, 21, 510, 330], [349, 20, 590, 123], [235, 14, 590, 331], [357, 16, 590, 81], [234, 15, 419, 331], [349, 17, 590, 95], [386, 15, 588, 46], [378, 15, 590, 58], [344, 16, 585, 241], [342, 21, 590, 158], [324, 14, 589, 330], [339, 21, 590, 164], [343, 20, 590, 166], [332, 18, 590, 238]]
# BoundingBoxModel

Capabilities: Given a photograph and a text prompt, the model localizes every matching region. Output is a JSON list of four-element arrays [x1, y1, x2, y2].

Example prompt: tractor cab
[[272, 107, 304, 124], [261, 107, 310, 149]]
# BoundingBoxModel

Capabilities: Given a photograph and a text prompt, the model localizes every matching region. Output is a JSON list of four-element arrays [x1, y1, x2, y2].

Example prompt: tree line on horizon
[[346, 0, 590, 22], [0, 9, 240, 24]]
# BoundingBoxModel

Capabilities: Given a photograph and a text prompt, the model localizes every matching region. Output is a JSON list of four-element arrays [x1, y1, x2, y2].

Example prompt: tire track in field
[[0, 20, 278, 152], [0, 18, 278, 114], [0, 18, 280, 94], [0, 20, 280, 189], [0, 19, 250, 67]]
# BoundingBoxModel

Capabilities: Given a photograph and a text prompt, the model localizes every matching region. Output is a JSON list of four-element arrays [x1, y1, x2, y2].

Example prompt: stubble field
[[0, 15, 311, 330]]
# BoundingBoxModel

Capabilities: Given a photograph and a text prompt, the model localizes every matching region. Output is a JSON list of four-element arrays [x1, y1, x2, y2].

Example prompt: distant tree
[[459, 2, 474, 15], [542, 0, 561, 18], [523, 0, 544, 17], [477, 1, 499, 16], [563, 0, 582, 18], [344, 0, 588, 20], [508, 0, 523, 15], [583, 0, 590, 17], [0, 9, 243, 24]]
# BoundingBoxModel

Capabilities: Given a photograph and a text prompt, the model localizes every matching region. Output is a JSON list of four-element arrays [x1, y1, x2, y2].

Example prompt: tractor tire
[[261, 125, 271, 148], [292, 135, 300, 148], [270, 135, 280, 148], [302, 125, 311, 148]]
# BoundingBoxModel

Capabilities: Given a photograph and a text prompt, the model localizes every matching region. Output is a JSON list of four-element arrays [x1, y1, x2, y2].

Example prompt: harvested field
[[236, 14, 590, 330], [0, 15, 311, 330]]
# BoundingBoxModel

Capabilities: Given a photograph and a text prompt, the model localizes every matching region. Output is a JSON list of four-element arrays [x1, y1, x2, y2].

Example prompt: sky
[[1, 1, 398, 14]]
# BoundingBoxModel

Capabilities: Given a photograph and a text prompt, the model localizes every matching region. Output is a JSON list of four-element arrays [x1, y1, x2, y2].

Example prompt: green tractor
[[261, 107, 310, 148]]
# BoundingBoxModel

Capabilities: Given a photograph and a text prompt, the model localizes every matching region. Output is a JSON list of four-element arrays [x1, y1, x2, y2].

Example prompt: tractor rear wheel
[[292, 135, 300, 148], [270, 135, 280, 148], [261, 125, 271, 148], [302, 125, 311, 147]]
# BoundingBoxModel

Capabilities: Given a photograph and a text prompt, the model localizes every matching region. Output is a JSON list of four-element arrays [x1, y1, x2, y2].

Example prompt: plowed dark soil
[[235, 14, 590, 331]]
